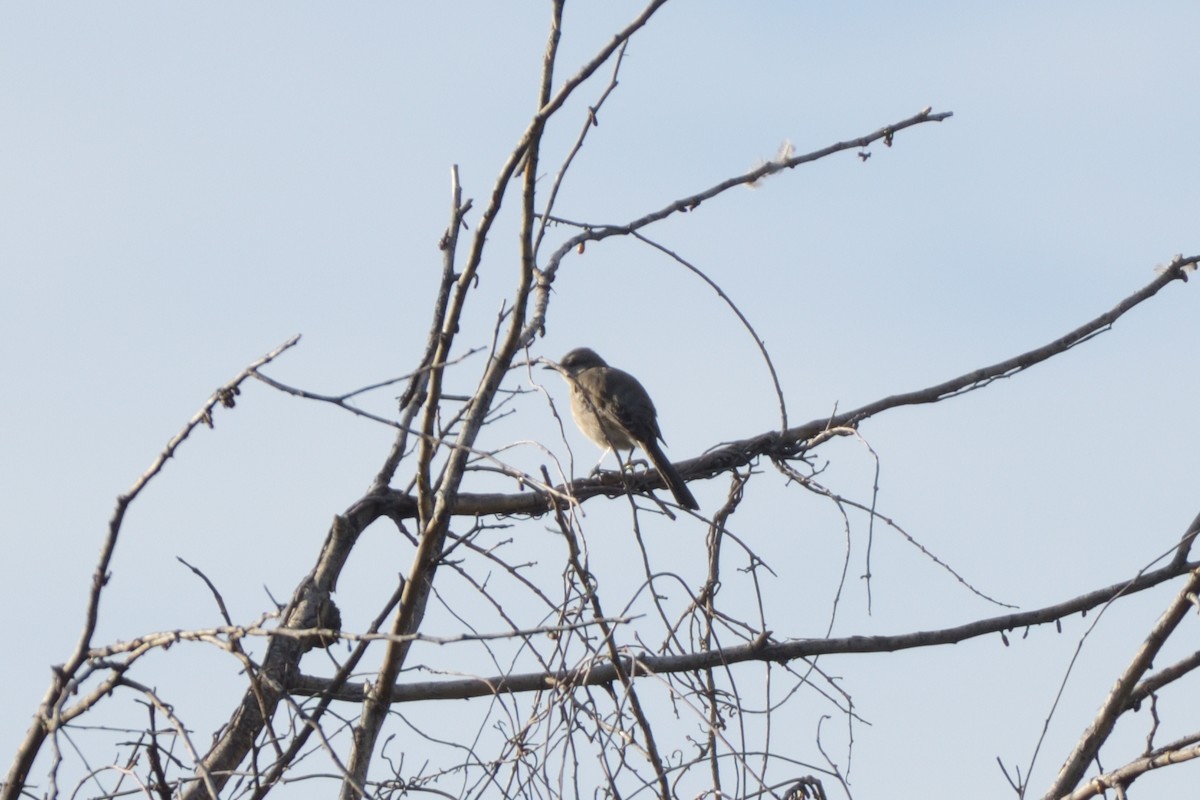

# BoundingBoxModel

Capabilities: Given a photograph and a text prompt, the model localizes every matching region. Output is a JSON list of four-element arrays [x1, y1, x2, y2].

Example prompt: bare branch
[[290, 553, 1198, 705], [536, 106, 954, 296], [1060, 735, 1200, 800], [1043, 565, 1200, 798], [1, 336, 300, 800]]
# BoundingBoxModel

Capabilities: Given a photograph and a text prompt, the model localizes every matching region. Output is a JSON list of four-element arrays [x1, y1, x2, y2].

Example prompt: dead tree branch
[[0, 336, 300, 800], [1043, 564, 1200, 798], [287, 548, 1199, 704]]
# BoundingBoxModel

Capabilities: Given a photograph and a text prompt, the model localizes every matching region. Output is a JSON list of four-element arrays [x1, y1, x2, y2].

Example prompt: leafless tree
[[4, 3, 1199, 800]]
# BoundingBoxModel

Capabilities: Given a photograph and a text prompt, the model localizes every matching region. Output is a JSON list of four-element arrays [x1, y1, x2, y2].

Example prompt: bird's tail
[[641, 439, 699, 511]]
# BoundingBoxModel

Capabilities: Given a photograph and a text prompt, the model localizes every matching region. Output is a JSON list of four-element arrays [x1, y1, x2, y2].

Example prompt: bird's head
[[547, 347, 607, 377]]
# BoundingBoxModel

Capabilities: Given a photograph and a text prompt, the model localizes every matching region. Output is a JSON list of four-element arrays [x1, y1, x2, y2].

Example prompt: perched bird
[[549, 347, 699, 510]]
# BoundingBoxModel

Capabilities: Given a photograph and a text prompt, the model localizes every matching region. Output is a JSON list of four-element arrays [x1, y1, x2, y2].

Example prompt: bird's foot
[[589, 464, 617, 478]]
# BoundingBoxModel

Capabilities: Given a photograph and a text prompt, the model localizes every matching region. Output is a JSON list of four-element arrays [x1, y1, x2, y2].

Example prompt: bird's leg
[[589, 447, 614, 477], [621, 448, 650, 473]]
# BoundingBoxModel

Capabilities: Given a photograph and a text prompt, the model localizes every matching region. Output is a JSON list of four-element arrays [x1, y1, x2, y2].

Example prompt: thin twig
[[1, 336, 300, 800]]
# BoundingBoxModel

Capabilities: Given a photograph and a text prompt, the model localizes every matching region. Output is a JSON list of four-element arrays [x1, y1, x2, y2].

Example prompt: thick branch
[[1061, 736, 1200, 800], [364, 255, 1200, 519], [1128, 649, 1200, 708], [288, 556, 1197, 704], [338, 1, 594, 794], [1043, 565, 1200, 799], [179, 507, 375, 800]]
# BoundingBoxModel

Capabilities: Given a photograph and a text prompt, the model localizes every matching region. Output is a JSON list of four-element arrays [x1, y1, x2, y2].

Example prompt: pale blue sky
[[3, 3, 1199, 798]]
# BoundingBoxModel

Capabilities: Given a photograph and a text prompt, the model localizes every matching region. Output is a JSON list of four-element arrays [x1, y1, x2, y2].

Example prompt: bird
[[548, 347, 699, 510]]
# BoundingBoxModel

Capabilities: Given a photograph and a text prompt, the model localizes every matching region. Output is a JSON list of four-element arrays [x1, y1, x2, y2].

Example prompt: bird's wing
[[597, 368, 664, 444]]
